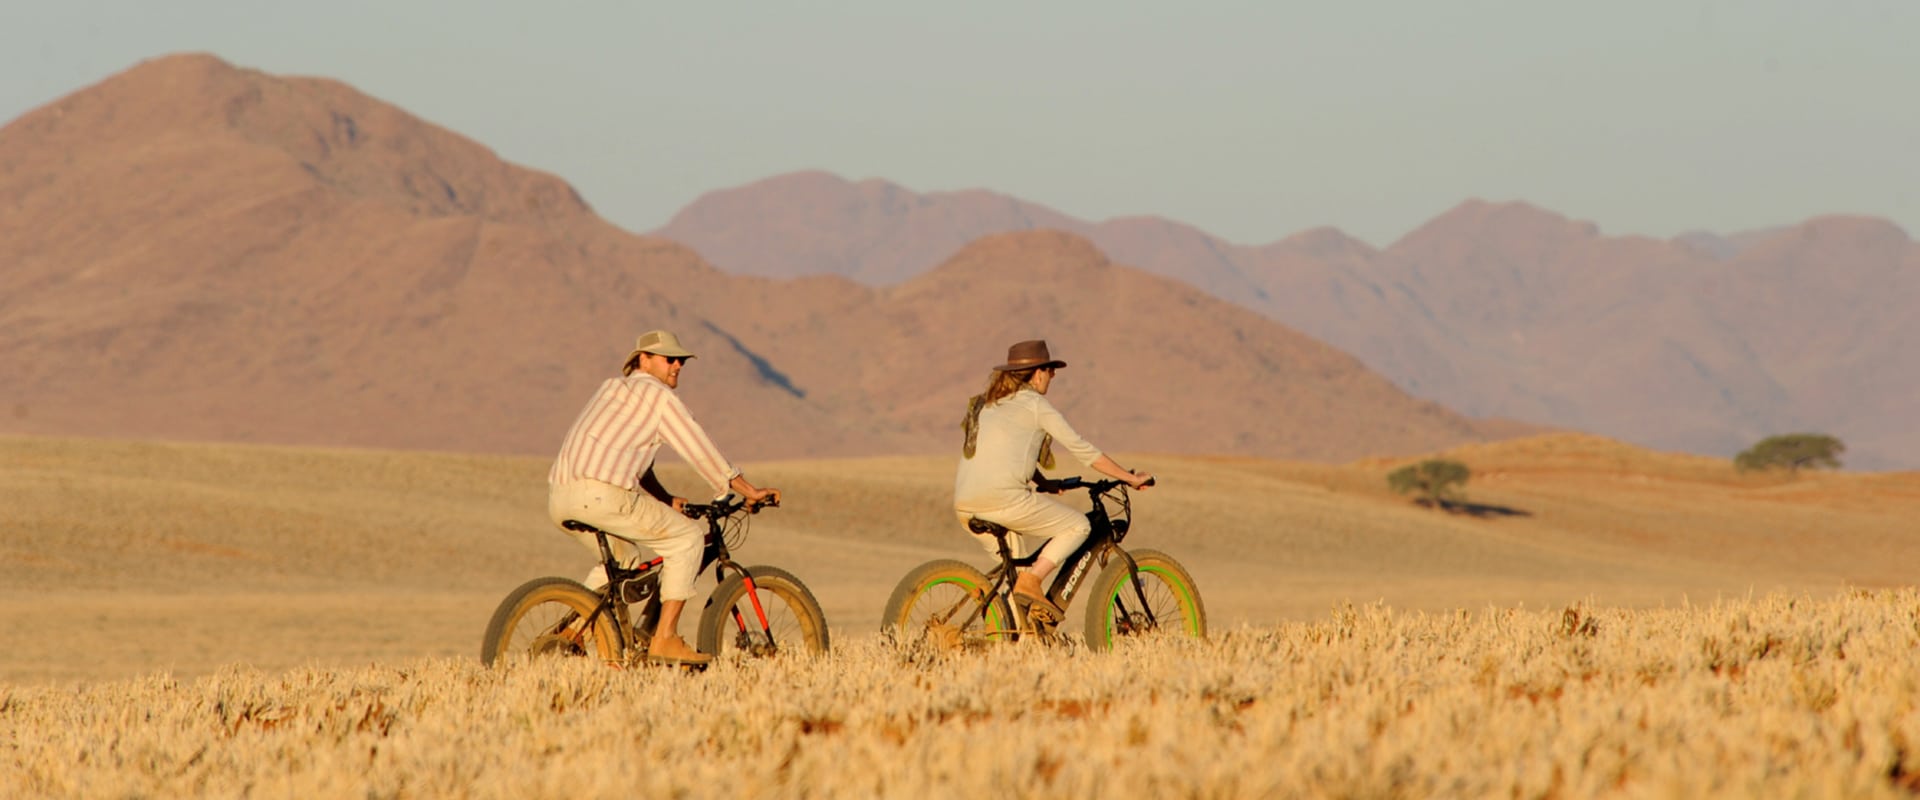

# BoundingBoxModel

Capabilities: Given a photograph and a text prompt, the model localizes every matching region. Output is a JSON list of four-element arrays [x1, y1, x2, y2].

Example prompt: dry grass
[[6, 434, 1920, 796], [3, 590, 1917, 797]]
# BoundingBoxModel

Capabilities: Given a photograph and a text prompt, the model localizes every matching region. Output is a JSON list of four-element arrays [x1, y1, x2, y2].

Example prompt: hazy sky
[[5, 1, 1916, 246]]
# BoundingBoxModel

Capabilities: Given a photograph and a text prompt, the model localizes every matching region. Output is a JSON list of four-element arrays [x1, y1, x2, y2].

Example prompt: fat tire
[[1082, 549, 1206, 651], [882, 559, 1015, 645], [695, 565, 830, 659], [480, 576, 623, 667]]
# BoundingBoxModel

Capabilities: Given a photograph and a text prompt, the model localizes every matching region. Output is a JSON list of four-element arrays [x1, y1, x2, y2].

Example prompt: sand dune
[[3, 434, 1915, 685]]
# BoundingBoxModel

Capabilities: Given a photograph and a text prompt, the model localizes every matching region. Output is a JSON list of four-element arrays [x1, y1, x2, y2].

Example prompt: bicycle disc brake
[[732, 629, 779, 657], [1114, 609, 1155, 636], [922, 620, 966, 652]]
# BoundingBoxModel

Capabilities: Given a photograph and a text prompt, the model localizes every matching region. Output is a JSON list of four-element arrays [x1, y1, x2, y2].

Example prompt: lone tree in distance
[[1387, 459, 1471, 509], [1734, 433, 1845, 475]]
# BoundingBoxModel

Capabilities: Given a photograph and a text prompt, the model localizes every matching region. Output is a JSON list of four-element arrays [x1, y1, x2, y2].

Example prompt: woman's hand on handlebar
[[1090, 454, 1151, 491]]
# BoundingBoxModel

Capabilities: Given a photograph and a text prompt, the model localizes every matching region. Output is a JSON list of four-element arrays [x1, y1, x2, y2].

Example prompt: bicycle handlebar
[[681, 494, 778, 520], [1050, 475, 1154, 493]]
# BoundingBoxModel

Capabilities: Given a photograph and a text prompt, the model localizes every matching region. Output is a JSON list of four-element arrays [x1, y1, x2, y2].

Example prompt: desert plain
[[3, 431, 1914, 686]]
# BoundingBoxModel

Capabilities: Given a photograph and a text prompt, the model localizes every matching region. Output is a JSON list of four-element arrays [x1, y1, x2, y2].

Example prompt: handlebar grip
[[1141, 476, 1156, 488]]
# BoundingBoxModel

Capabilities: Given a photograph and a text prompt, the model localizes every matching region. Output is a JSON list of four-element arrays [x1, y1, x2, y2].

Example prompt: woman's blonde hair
[[961, 368, 1055, 468]]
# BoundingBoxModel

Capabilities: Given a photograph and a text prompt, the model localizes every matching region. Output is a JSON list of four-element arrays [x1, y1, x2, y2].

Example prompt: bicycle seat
[[561, 519, 605, 535], [966, 517, 1010, 537]]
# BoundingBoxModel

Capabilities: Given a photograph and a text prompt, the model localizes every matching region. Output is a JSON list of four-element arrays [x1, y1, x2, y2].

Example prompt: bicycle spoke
[[481, 578, 623, 667], [1085, 550, 1206, 649], [699, 567, 829, 659]]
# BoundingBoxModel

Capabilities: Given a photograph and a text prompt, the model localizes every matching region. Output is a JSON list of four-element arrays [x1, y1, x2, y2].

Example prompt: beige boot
[[1012, 572, 1063, 620], [646, 635, 713, 666]]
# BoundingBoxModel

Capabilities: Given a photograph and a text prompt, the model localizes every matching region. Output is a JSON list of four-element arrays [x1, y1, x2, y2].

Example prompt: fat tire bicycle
[[882, 476, 1205, 651], [481, 495, 830, 669]]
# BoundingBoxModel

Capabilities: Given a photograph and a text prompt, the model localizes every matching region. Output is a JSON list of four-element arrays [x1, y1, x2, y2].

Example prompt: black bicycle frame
[[576, 500, 777, 654], [971, 481, 1161, 633], [1045, 487, 1155, 627]]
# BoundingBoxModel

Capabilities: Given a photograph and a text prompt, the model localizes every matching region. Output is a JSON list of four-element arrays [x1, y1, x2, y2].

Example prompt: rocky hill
[[0, 54, 1514, 463], [658, 173, 1920, 468]]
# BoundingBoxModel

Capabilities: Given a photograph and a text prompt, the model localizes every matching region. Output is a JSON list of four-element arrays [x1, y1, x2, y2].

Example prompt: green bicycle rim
[[1099, 564, 1201, 639], [924, 576, 1009, 631]]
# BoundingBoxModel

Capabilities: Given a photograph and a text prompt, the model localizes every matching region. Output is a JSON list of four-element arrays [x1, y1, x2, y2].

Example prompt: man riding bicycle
[[955, 339, 1152, 619], [547, 329, 781, 667]]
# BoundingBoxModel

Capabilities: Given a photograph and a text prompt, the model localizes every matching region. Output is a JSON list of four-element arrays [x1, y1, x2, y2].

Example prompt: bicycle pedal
[[1014, 595, 1062, 624]]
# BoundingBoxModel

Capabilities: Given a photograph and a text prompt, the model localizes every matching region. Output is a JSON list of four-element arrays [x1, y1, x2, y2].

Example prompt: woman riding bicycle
[[955, 339, 1153, 619]]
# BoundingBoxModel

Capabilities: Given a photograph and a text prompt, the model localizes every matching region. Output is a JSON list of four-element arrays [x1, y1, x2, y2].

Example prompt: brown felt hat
[[626, 330, 697, 363], [993, 339, 1066, 372]]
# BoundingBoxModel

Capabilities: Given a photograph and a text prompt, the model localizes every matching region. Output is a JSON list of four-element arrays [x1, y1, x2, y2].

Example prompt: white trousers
[[548, 478, 705, 601], [954, 490, 1091, 566]]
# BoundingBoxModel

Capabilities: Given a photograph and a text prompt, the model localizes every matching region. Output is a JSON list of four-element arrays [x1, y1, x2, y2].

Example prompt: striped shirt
[[548, 373, 740, 497]]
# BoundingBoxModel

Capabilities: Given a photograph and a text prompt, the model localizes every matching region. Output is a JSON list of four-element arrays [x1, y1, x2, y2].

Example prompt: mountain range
[[659, 173, 1920, 469], [0, 54, 1518, 464]]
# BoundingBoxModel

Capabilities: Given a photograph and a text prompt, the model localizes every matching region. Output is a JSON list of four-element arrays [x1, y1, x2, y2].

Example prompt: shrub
[[1387, 459, 1470, 508]]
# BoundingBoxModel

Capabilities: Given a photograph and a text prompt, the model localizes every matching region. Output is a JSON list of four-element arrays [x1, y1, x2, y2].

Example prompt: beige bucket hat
[[626, 329, 697, 363]]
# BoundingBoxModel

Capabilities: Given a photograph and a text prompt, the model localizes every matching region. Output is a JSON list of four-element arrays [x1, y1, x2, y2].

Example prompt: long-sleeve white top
[[954, 388, 1103, 509]]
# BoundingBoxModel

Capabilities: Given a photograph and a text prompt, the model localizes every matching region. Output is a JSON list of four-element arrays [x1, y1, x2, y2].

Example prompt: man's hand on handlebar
[[741, 485, 781, 510], [728, 475, 780, 510], [1129, 472, 1156, 490]]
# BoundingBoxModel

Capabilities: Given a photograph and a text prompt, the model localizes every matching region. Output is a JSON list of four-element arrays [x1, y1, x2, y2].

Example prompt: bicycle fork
[[716, 565, 780, 654], [1111, 549, 1161, 635], [730, 577, 772, 637]]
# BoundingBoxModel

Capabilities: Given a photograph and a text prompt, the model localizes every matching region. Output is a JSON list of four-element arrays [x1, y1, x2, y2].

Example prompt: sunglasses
[[662, 355, 688, 366]]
